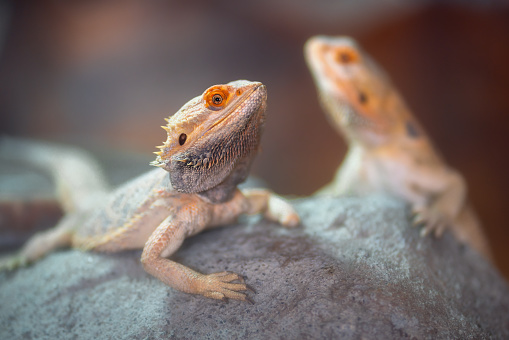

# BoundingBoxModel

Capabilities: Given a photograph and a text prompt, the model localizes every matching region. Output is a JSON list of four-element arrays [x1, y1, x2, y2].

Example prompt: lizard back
[[74, 168, 170, 241]]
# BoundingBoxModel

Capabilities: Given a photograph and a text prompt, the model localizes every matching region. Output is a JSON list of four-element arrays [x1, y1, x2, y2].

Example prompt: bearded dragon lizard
[[0, 80, 299, 302], [304, 36, 491, 260]]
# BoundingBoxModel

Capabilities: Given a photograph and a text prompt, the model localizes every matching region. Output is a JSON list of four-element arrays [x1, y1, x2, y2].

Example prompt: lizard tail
[[20, 215, 77, 263], [0, 136, 109, 213], [0, 213, 78, 271]]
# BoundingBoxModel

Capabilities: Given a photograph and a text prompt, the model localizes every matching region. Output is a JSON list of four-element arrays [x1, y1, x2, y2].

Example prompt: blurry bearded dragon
[[304, 36, 491, 260], [0, 80, 300, 302]]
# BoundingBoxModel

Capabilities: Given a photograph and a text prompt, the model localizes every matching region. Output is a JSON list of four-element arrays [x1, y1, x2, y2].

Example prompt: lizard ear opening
[[178, 133, 187, 146]]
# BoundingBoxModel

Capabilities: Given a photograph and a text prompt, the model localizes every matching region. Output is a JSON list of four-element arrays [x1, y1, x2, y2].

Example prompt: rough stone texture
[[0, 194, 508, 339]]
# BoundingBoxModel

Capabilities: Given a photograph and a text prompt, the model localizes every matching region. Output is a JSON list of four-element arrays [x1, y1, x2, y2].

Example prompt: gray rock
[[0, 194, 508, 339]]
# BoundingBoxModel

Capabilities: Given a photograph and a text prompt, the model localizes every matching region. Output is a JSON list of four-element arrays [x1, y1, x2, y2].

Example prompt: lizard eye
[[204, 86, 230, 110], [179, 133, 187, 145], [335, 48, 359, 64], [212, 94, 223, 106]]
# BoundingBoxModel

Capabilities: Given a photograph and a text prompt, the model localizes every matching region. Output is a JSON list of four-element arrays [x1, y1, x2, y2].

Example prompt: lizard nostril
[[179, 133, 187, 146]]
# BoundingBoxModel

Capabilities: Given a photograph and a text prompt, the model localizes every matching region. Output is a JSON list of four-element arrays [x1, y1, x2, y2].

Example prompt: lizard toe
[[0, 255, 27, 272], [200, 271, 253, 303], [420, 226, 430, 237], [206, 271, 245, 283], [412, 213, 425, 226]]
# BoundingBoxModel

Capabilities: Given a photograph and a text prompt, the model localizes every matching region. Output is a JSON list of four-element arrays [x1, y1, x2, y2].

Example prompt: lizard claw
[[412, 204, 449, 238], [411, 204, 427, 226], [245, 283, 257, 294], [412, 213, 425, 226], [199, 271, 254, 303], [419, 221, 446, 238], [419, 225, 431, 237], [244, 295, 255, 305]]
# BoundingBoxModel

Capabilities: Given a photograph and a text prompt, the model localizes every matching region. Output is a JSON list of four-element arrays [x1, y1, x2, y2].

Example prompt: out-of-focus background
[[0, 1, 508, 278]]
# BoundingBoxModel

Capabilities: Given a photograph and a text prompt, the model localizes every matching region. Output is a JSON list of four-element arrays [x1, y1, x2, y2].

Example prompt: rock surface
[[1, 194, 508, 339]]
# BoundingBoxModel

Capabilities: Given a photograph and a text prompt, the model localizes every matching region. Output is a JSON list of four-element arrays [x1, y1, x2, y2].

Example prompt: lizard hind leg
[[0, 215, 75, 271]]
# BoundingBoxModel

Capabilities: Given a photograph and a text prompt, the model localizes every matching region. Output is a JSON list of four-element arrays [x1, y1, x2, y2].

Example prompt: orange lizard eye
[[204, 86, 230, 110], [212, 94, 223, 105], [335, 47, 359, 64]]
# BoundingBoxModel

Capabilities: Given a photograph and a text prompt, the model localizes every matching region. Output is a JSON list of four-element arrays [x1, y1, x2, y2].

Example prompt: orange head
[[151, 80, 267, 199], [305, 36, 422, 146]]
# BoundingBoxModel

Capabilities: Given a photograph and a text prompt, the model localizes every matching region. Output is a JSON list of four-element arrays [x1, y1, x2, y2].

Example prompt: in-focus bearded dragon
[[0, 80, 300, 302], [304, 36, 491, 260]]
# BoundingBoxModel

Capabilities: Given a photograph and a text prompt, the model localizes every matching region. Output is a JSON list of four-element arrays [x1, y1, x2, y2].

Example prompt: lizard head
[[305, 35, 420, 146], [151, 80, 267, 199]]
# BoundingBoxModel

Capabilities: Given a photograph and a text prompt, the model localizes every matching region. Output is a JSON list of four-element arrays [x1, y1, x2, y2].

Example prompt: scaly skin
[[304, 36, 491, 260], [0, 80, 300, 302]]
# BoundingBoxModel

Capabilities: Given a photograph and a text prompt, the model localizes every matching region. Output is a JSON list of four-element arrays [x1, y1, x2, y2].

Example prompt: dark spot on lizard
[[179, 133, 187, 145], [358, 91, 368, 105], [405, 121, 421, 139]]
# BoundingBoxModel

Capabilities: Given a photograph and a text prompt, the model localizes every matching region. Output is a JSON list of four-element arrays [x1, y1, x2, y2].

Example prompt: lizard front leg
[[409, 172, 491, 260], [140, 203, 251, 302], [411, 170, 466, 238], [141, 190, 298, 302], [0, 214, 76, 270]]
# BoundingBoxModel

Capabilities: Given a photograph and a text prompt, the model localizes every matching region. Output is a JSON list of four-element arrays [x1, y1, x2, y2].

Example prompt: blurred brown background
[[0, 1, 508, 278]]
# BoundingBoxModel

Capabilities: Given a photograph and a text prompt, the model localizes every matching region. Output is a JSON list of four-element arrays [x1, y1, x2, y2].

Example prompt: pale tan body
[[0, 80, 299, 302], [305, 36, 491, 260]]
